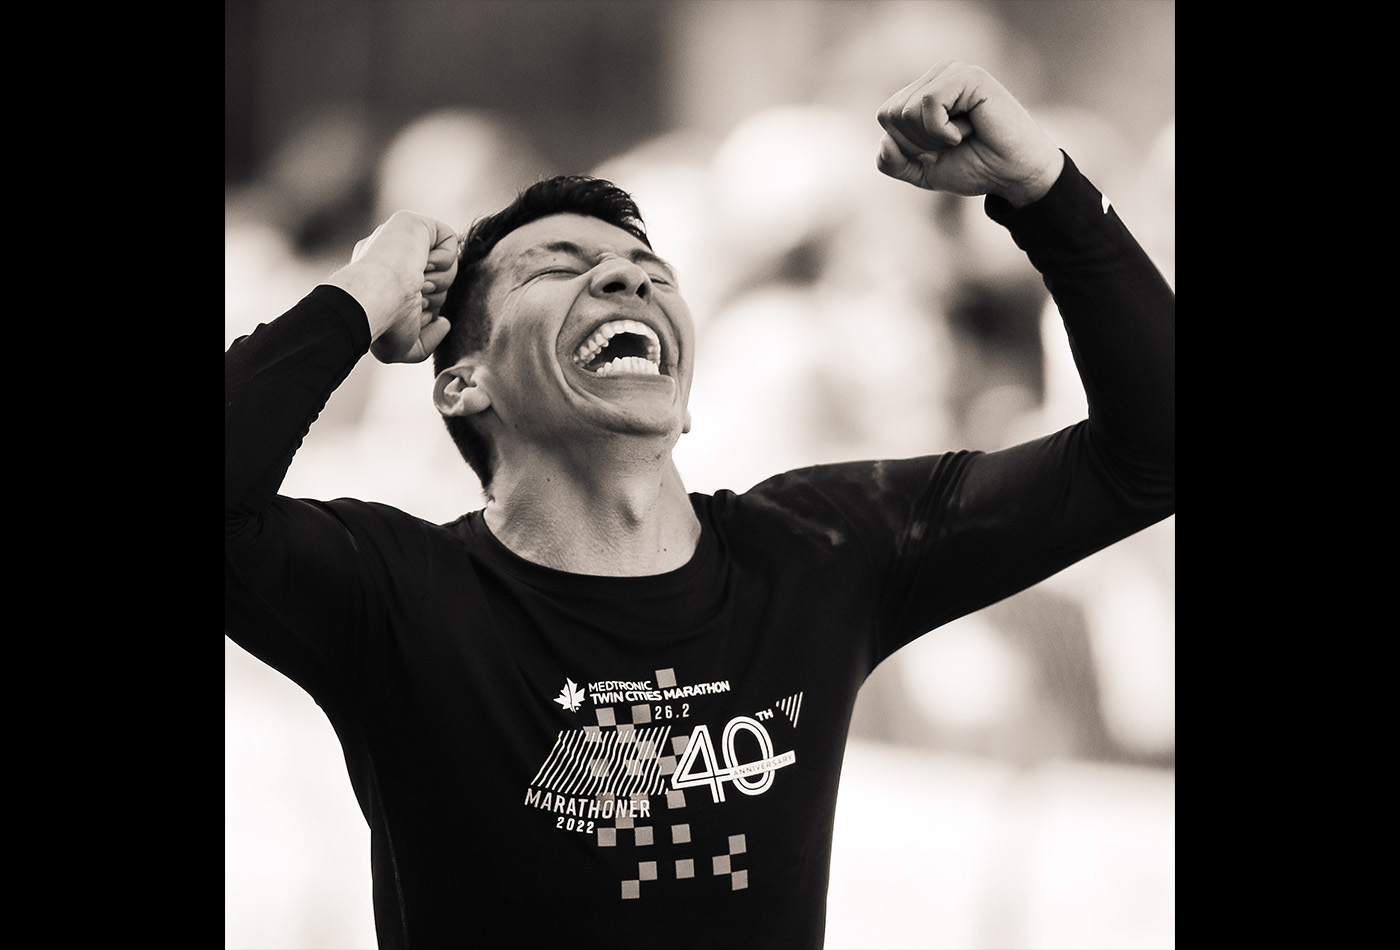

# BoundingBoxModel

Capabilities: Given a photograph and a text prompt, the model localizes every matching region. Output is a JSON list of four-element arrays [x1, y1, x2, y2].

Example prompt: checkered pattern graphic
[[711, 834, 749, 891], [617, 802, 751, 898]]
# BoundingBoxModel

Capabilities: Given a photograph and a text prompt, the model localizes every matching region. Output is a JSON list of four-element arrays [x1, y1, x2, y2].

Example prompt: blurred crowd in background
[[226, 2, 1173, 946]]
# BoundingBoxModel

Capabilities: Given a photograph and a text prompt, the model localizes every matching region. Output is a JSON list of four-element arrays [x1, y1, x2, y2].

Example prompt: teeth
[[594, 356, 660, 377], [573, 319, 662, 370]]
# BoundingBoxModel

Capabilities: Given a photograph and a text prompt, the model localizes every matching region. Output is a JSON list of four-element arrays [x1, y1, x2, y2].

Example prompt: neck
[[482, 438, 699, 576]]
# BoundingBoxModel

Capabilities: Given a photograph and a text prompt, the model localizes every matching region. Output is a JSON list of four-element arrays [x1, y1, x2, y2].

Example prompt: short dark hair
[[434, 176, 652, 490]]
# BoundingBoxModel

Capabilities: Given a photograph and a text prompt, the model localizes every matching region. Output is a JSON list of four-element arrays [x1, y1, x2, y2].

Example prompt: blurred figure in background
[[374, 108, 548, 233], [674, 103, 957, 493], [225, 105, 381, 349], [227, 50, 1172, 950]]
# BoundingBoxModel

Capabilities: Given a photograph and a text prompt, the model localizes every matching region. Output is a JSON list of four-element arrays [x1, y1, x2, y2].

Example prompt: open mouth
[[572, 319, 664, 378]]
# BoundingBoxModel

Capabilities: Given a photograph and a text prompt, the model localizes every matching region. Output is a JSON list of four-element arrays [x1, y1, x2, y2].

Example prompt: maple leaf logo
[[554, 678, 586, 713]]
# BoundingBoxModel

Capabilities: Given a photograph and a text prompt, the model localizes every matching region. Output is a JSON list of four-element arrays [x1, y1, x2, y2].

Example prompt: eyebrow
[[520, 240, 678, 282]]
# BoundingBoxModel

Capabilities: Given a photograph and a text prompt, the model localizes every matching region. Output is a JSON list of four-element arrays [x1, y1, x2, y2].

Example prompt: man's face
[[469, 213, 696, 450]]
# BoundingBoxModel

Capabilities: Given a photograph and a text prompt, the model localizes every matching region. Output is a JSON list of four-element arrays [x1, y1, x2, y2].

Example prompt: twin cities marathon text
[[587, 679, 732, 705]]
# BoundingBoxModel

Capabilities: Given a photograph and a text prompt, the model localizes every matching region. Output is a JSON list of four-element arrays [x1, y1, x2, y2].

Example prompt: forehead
[[488, 213, 664, 276]]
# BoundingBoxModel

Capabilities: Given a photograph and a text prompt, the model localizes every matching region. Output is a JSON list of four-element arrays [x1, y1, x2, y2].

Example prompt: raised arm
[[870, 62, 1174, 642], [225, 212, 458, 681]]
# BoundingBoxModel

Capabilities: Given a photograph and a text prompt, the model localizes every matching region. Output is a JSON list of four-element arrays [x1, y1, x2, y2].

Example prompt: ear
[[433, 361, 492, 418]]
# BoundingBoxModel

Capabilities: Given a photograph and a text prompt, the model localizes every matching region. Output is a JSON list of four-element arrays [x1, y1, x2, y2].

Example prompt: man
[[225, 61, 1173, 948]]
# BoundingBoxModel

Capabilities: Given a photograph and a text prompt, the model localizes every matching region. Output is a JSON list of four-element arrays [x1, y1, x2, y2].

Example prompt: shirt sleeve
[[985, 151, 1175, 472], [224, 285, 385, 699]]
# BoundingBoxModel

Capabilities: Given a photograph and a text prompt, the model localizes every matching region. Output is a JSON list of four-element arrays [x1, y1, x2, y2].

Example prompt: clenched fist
[[328, 211, 461, 364], [876, 61, 1064, 208]]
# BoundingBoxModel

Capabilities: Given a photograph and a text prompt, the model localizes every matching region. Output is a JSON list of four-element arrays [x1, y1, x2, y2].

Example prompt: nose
[[588, 257, 651, 301]]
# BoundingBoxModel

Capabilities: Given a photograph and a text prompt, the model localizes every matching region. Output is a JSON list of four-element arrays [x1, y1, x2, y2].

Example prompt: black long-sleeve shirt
[[225, 154, 1173, 949]]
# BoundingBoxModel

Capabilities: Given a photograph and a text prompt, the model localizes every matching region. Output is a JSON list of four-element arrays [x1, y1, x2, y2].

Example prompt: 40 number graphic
[[670, 716, 796, 803]]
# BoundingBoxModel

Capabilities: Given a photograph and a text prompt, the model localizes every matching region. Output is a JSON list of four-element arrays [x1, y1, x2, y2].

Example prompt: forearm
[[224, 284, 371, 530], [986, 152, 1175, 489], [326, 259, 411, 343]]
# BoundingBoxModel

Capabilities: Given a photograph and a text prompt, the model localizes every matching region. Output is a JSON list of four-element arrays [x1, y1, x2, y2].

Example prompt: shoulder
[[296, 496, 469, 554], [702, 455, 966, 552]]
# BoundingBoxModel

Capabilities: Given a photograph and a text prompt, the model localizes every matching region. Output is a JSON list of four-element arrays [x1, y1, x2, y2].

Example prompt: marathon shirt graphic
[[523, 666, 805, 901]]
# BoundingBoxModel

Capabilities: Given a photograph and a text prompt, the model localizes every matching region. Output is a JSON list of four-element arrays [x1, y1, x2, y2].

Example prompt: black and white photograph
[[225, 2, 1174, 947]]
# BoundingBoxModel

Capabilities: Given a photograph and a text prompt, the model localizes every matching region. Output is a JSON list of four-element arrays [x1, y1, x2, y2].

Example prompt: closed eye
[[537, 267, 672, 288]]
